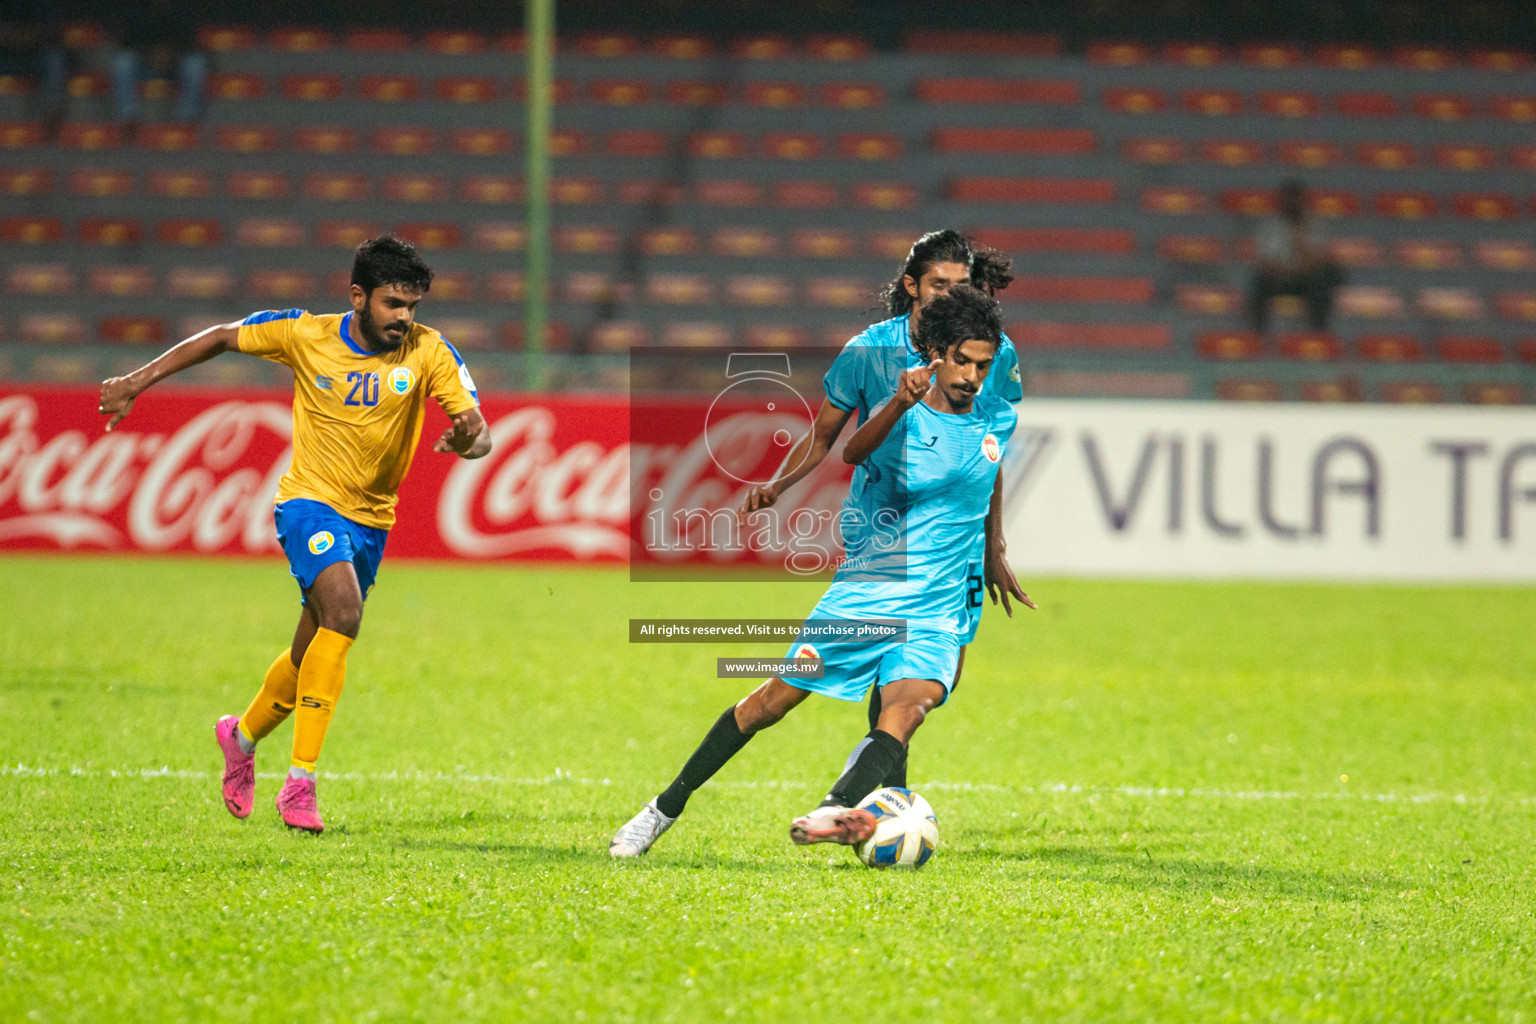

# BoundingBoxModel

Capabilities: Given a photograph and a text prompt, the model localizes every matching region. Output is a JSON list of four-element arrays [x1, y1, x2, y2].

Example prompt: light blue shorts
[[781, 629, 961, 705]]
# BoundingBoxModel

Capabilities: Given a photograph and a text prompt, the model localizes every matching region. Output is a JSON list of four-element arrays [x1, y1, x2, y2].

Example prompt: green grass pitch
[[2, 555, 1534, 1023]]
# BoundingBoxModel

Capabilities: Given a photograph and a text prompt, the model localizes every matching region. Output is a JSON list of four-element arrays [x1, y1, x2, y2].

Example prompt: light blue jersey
[[784, 394, 1018, 702]]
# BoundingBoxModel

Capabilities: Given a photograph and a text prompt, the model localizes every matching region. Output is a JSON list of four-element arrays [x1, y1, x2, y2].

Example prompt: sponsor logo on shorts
[[793, 643, 820, 661], [981, 433, 1001, 463], [387, 366, 415, 395], [307, 530, 334, 555]]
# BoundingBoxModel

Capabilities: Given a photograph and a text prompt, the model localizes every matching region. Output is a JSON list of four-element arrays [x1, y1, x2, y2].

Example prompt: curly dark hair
[[880, 229, 1015, 317], [351, 235, 434, 295], [911, 284, 1003, 361]]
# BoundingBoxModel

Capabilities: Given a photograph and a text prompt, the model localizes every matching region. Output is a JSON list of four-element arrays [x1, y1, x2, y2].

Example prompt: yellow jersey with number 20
[[236, 308, 479, 530]]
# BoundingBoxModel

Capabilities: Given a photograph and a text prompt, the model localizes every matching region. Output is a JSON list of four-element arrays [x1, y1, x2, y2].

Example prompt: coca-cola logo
[[0, 395, 292, 552]]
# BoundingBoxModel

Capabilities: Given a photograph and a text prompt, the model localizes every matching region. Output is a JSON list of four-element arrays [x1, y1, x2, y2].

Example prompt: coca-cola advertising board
[[0, 385, 854, 567]]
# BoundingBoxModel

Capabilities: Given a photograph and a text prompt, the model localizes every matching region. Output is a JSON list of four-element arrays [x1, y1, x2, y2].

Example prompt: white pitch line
[[3, 763, 1531, 807]]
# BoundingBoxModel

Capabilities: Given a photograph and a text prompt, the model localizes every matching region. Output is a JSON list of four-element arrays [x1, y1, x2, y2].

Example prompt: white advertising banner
[[1001, 401, 1536, 581]]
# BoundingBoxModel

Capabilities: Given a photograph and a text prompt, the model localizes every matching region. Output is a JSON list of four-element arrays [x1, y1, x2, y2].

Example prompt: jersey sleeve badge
[[982, 433, 1001, 463]]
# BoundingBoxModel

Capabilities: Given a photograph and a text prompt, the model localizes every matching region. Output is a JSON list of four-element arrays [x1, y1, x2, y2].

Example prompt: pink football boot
[[214, 715, 255, 819], [275, 774, 325, 834], [789, 805, 877, 846]]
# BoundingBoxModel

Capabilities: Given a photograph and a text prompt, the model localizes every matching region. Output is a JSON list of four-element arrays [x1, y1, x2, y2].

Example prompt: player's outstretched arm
[[842, 359, 938, 466], [984, 467, 1036, 616], [738, 399, 853, 519], [432, 408, 492, 459], [98, 321, 242, 431]]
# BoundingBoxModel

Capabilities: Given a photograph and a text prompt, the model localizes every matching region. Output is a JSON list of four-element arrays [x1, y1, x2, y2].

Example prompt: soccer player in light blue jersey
[[612, 286, 1033, 856], [738, 229, 1030, 791]]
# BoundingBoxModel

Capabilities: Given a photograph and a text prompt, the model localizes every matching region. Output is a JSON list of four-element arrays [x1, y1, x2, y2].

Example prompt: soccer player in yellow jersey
[[97, 237, 491, 833]]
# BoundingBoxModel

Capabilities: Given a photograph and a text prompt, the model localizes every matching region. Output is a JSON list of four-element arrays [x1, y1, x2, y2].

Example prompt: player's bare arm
[[738, 399, 853, 518], [984, 467, 1035, 615], [841, 360, 939, 466], [98, 321, 243, 431], [433, 408, 492, 459]]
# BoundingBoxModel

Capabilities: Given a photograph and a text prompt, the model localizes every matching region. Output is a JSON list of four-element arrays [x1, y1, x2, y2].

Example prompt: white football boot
[[789, 805, 877, 846], [609, 799, 676, 858]]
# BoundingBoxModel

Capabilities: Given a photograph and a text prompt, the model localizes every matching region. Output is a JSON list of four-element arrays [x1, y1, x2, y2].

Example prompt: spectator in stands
[[110, 0, 205, 128], [0, 0, 66, 134], [1248, 179, 1344, 336]]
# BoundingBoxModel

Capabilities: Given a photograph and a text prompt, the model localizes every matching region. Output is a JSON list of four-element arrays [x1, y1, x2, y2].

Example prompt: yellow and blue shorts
[[273, 498, 388, 601]]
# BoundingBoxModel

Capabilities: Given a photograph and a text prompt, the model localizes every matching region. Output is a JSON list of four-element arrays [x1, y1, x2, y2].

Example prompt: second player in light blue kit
[[611, 286, 1034, 856]]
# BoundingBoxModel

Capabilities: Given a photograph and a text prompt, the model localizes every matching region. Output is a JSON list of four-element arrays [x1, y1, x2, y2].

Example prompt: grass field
[[2, 555, 1534, 1023]]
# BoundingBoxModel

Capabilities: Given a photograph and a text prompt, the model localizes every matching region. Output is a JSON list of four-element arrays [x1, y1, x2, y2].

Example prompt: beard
[[357, 305, 407, 351]]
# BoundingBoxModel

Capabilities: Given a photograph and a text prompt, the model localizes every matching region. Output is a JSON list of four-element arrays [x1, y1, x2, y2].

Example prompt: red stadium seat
[[744, 82, 805, 107], [1259, 91, 1320, 118], [295, 127, 361, 155], [904, 31, 1060, 56], [282, 74, 343, 101], [6, 264, 75, 295], [1490, 96, 1536, 122], [1010, 323, 1171, 348], [0, 168, 48, 196], [735, 37, 793, 60], [1418, 288, 1485, 319], [1474, 240, 1536, 271], [696, 180, 761, 206], [665, 81, 726, 106], [1437, 336, 1504, 362], [1087, 42, 1150, 65], [425, 31, 486, 54], [807, 280, 869, 308], [59, 123, 121, 150], [1221, 188, 1278, 216], [555, 226, 617, 254], [473, 223, 526, 252], [436, 77, 498, 103], [652, 36, 712, 58], [166, 266, 234, 299], [791, 229, 856, 259], [550, 178, 604, 204], [851, 182, 915, 210], [199, 27, 257, 51], [646, 274, 711, 304], [934, 127, 1094, 154], [741, 326, 809, 348], [60, 22, 107, 47], [1337, 286, 1407, 318], [247, 270, 317, 301], [1376, 192, 1438, 219], [868, 231, 916, 260], [1356, 141, 1418, 169], [305, 173, 371, 201], [1182, 89, 1242, 115], [688, 132, 746, 159], [0, 76, 32, 97], [1358, 335, 1425, 362], [500, 320, 573, 351], [384, 175, 448, 202], [99, 316, 167, 345], [773, 181, 840, 207], [1241, 44, 1304, 68], [1311, 189, 1360, 217], [1330, 238, 1384, 266], [66, 72, 108, 98], [395, 223, 461, 250], [147, 169, 211, 198], [79, 218, 142, 246], [311, 222, 376, 248], [617, 180, 681, 205], [951, 178, 1116, 203], [1121, 137, 1186, 164], [0, 122, 45, 149], [838, 133, 901, 160], [1495, 292, 1536, 321], [346, 28, 407, 51], [1157, 236, 1224, 263], [1197, 331, 1264, 359], [18, 313, 85, 344], [975, 227, 1133, 254], [712, 228, 779, 257], [1395, 239, 1462, 269], [548, 130, 591, 156], [1141, 186, 1207, 215], [1472, 49, 1532, 71], [727, 276, 793, 306], [1413, 94, 1473, 121], [68, 168, 132, 197], [607, 130, 668, 157], [451, 129, 513, 156], [806, 36, 871, 60], [208, 73, 265, 99], [1, 217, 63, 243], [226, 171, 290, 199], [1436, 145, 1496, 171], [576, 33, 638, 57], [427, 273, 475, 303], [1394, 47, 1456, 72], [1103, 87, 1167, 114], [1510, 146, 1536, 171], [1164, 42, 1223, 66], [760, 133, 824, 160], [919, 79, 1079, 104], [154, 219, 221, 246], [823, 83, 885, 108], [374, 127, 435, 156], [217, 124, 279, 152], [1454, 193, 1518, 221], [1337, 92, 1397, 117], [1278, 332, 1342, 361], [1012, 276, 1152, 303], [639, 228, 697, 256], [496, 33, 526, 53], [659, 322, 731, 347], [1464, 382, 1526, 405], [587, 322, 650, 351], [1216, 377, 1284, 401], [589, 79, 651, 105], [1201, 139, 1264, 166], [1277, 140, 1341, 167], [1298, 379, 1360, 402]]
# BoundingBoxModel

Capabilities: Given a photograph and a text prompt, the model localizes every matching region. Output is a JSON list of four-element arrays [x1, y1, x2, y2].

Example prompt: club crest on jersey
[[307, 531, 334, 555], [387, 366, 415, 395], [981, 433, 1001, 463]]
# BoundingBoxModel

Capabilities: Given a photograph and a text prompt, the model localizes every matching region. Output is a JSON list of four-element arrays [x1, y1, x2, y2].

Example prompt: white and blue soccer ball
[[854, 787, 939, 869]]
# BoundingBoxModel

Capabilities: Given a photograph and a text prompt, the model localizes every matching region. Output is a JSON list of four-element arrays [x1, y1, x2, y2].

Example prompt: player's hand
[[433, 425, 473, 455], [98, 375, 139, 432], [738, 484, 780, 522], [897, 359, 940, 408], [985, 544, 1036, 617]]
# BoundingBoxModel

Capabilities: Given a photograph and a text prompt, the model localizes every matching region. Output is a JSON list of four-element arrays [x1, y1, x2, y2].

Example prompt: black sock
[[824, 729, 906, 808], [865, 686, 909, 789], [655, 706, 752, 819]]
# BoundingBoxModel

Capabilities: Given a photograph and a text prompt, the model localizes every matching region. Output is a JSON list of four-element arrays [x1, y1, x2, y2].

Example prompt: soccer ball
[[854, 787, 938, 869]]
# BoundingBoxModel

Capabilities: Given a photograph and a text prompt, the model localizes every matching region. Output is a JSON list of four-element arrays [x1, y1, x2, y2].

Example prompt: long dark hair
[[880, 229, 1015, 317], [912, 285, 1003, 361]]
